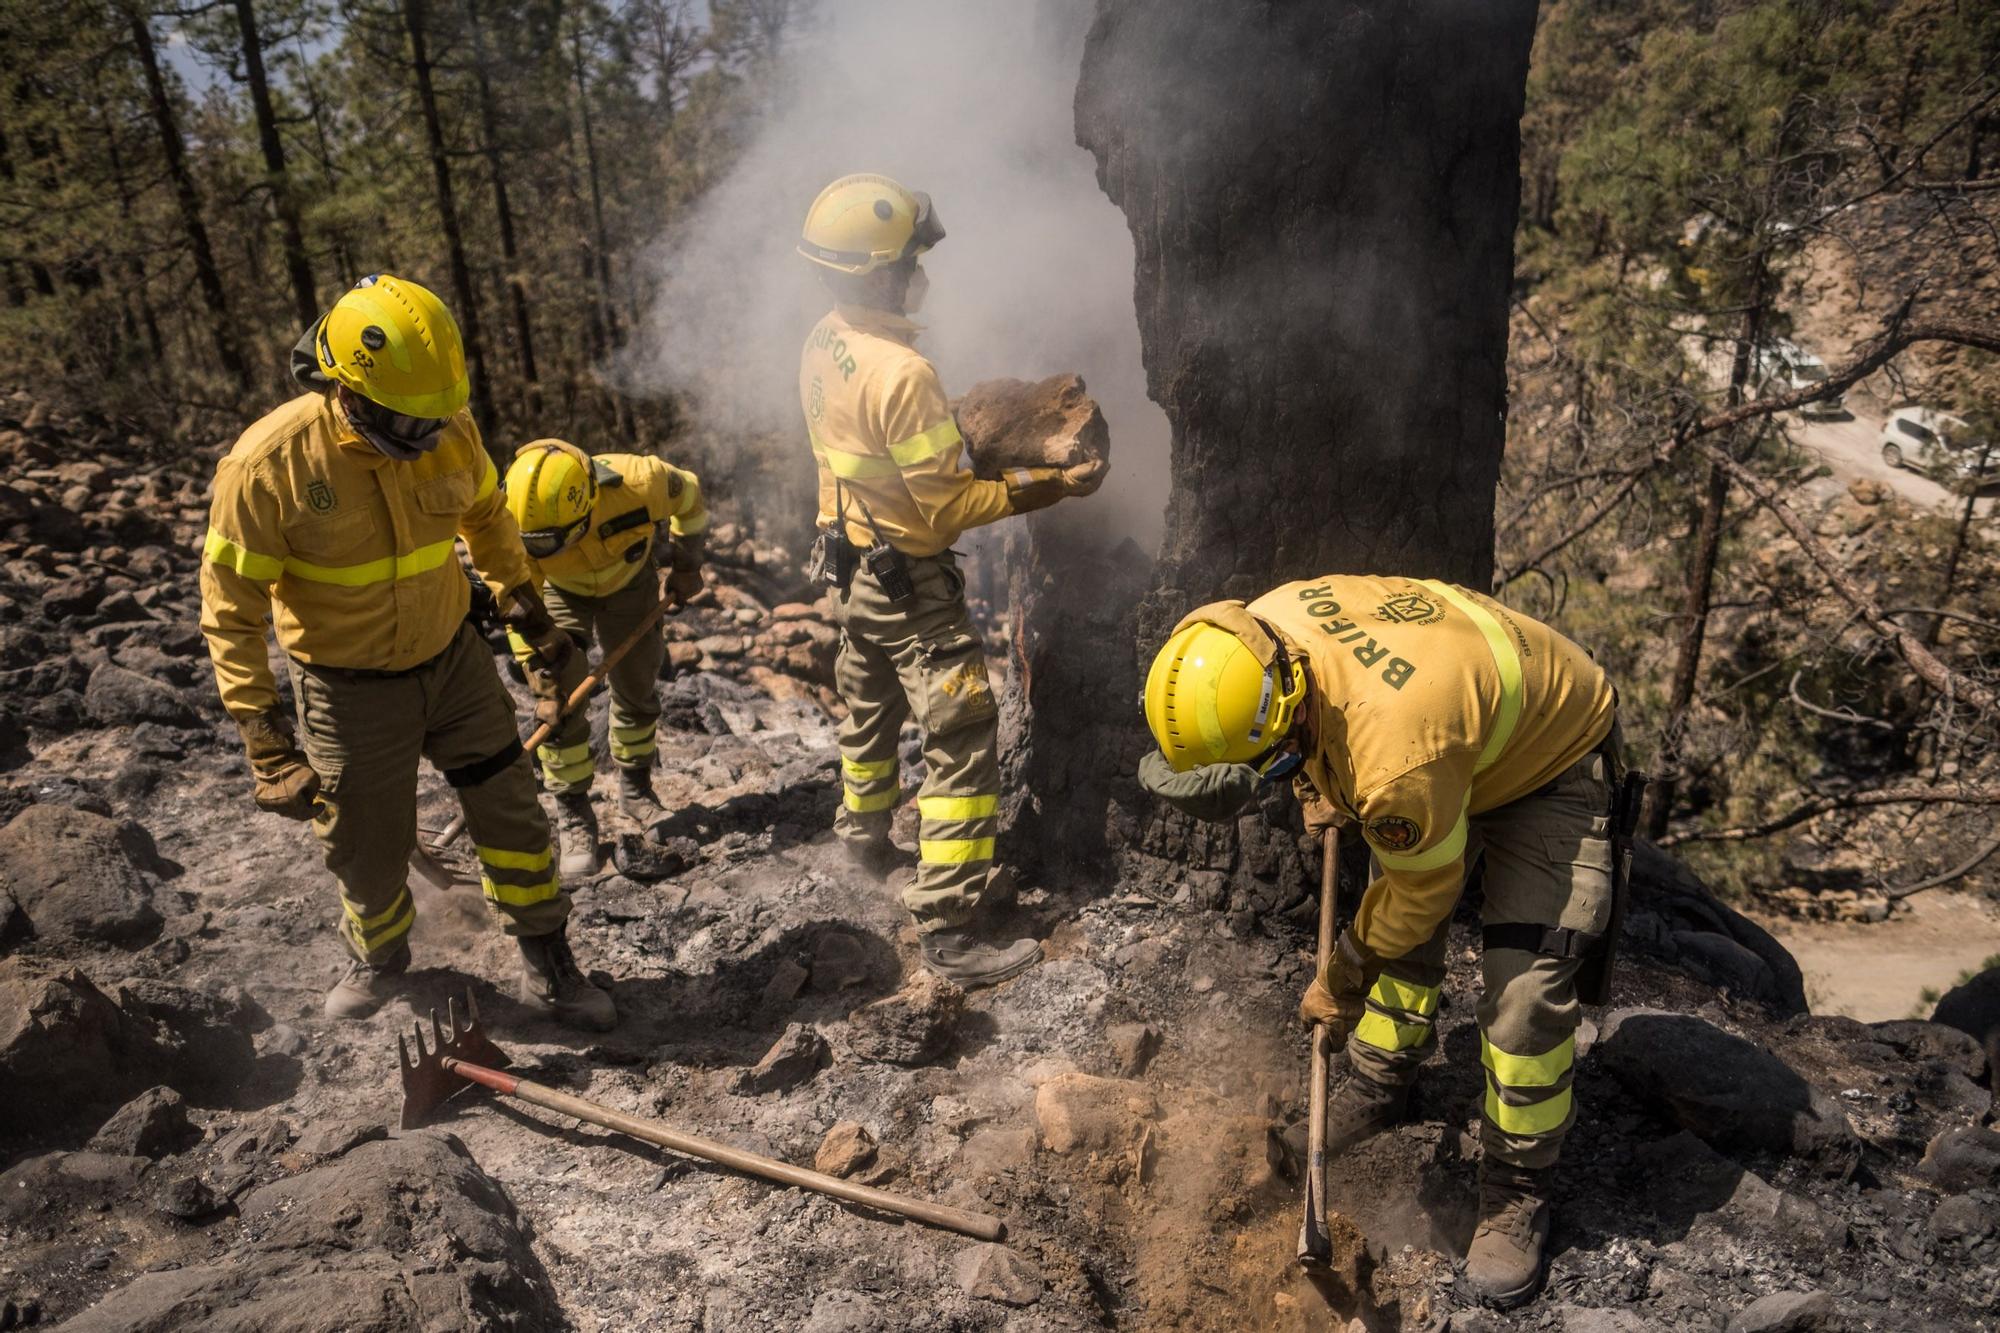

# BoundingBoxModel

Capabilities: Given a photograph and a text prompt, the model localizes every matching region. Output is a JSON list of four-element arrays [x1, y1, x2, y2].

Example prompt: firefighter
[[1139, 575, 1621, 1308], [502, 438, 708, 876], [797, 173, 1106, 987], [198, 273, 616, 1032]]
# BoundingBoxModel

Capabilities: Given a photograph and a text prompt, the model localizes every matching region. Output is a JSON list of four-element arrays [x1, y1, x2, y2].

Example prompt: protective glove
[[1136, 750, 1261, 823], [1004, 466, 1067, 515], [1061, 455, 1109, 496], [528, 665, 565, 733], [665, 531, 706, 610], [238, 710, 321, 821], [1297, 931, 1370, 1036], [501, 583, 576, 674]]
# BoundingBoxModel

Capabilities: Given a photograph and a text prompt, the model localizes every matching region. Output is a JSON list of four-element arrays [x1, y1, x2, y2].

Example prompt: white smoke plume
[[621, 0, 1169, 549]]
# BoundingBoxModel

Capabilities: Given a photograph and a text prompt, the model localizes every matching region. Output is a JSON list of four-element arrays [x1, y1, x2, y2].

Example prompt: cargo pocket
[[415, 470, 476, 516], [286, 507, 377, 565], [1539, 832, 1615, 935], [914, 630, 997, 735]]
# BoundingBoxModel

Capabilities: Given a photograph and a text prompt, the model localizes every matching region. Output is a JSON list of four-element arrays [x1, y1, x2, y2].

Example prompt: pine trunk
[[1005, 0, 1537, 900], [234, 0, 317, 331], [469, 21, 540, 417]]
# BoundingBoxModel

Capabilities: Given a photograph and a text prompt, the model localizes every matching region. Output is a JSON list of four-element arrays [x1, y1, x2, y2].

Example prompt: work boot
[[1464, 1161, 1553, 1309], [615, 764, 659, 817], [554, 791, 600, 879], [1325, 1069, 1416, 1157], [322, 943, 410, 1021], [842, 836, 906, 878], [919, 927, 1042, 988], [516, 927, 618, 1032]]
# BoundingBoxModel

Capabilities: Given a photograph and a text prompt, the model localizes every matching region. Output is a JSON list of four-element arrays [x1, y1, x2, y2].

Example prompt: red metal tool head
[[397, 991, 513, 1130]]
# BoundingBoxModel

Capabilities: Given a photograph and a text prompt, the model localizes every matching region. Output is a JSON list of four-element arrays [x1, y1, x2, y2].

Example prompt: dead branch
[[1660, 783, 2000, 846], [1787, 669, 1899, 731], [1883, 827, 2000, 900]]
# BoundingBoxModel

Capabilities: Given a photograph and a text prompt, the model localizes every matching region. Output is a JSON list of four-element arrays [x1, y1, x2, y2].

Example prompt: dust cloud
[[621, 0, 1170, 550]]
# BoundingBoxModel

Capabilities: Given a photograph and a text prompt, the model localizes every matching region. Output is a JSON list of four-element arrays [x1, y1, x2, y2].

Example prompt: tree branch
[[1660, 783, 2000, 846], [1883, 827, 2000, 900]]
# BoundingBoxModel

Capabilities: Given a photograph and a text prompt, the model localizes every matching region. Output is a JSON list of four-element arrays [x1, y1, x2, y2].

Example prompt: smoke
[[620, 0, 1169, 550]]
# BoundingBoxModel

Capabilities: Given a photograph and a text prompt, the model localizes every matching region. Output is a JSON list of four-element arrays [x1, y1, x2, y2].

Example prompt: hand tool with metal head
[[1297, 825, 1340, 1271], [399, 993, 1007, 1242]]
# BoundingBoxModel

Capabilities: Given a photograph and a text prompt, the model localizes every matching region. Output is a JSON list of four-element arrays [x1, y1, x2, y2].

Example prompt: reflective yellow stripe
[[475, 844, 554, 874], [1416, 579, 1523, 771], [611, 722, 657, 744], [473, 453, 497, 502], [1484, 1085, 1573, 1136], [347, 887, 411, 932], [845, 787, 900, 813], [1481, 1033, 1575, 1089], [203, 528, 285, 581], [345, 890, 413, 950], [482, 874, 560, 908], [284, 537, 458, 587], [918, 794, 998, 822], [1354, 1010, 1431, 1052], [1374, 808, 1470, 873], [675, 511, 710, 535], [1368, 973, 1440, 1017], [536, 742, 591, 769], [842, 755, 898, 782], [542, 757, 595, 784], [813, 445, 901, 480], [887, 418, 962, 467], [919, 836, 995, 864]]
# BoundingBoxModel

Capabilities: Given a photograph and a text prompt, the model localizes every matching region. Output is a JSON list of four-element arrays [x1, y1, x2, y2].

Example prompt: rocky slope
[[0, 393, 1996, 1331]]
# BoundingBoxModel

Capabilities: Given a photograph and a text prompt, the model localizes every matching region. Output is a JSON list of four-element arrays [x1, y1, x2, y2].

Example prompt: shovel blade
[[397, 992, 513, 1130], [408, 839, 464, 892]]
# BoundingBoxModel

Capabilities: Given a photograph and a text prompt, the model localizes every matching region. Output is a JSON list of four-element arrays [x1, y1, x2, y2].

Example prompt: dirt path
[[1792, 408, 1996, 516], [1755, 891, 2000, 1021]]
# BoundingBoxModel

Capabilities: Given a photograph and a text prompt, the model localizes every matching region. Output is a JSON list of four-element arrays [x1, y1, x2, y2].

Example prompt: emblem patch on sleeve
[[1364, 816, 1423, 852]]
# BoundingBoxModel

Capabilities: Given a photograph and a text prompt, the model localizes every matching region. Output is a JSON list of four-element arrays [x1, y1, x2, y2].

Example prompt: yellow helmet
[[1143, 606, 1308, 774], [505, 439, 596, 558], [798, 173, 945, 275], [312, 274, 469, 418]]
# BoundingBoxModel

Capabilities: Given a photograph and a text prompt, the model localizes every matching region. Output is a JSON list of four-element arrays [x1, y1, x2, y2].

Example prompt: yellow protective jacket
[[199, 392, 532, 722], [1247, 575, 1616, 960], [799, 303, 1014, 557], [528, 453, 707, 599]]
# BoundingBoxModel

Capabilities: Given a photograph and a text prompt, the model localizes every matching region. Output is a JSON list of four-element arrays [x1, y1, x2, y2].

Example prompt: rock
[[847, 971, 963, 1065], [1931, 964, 2000, 1081], [1921, 1126, 2000, 1193], [289, 1115, 388, 1163], [1725, 1290, 1834, 1332], [263, 1023, 308, 1057], [115, 977, 263, 1091], [0, 960, 170, 1137], [735, 1022, 827, 1094], [1632, 1132, 1848, 1251], [953, 1243, 1045, 1307], [802, 1290, 888, 1333], [1107, 1021, 1161, 1076], [1867, 1019, 1986, 1083], [610, 830, 698, 880], [1561, 1310, 1652, 1333], [86, 1086, 195, 1160], [1034, 1073, 1157, 1155], [1599, 1009, 1854, 1159], [813, 1120, 878, 1178], [1930, 1193, 1992, 1242], [809, 930, 874, 993], [1846, 477, 1888, 505], [84, 661, 200, 728], [39, 573, 105, 620], [955, 374, 1110, 477], [960, 1126, 1037, 1176], [0, 803, 162, 945], [0, 881, 26, 953], [758, 958, 809, 1015], [63, 1132, 560, 1332], [151, 1172, 223, 1221]]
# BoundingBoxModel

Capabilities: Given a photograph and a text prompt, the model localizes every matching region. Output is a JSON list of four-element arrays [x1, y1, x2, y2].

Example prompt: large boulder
[[1599, 1009, 1855, 1160], [0, 960, 170, 1136], [0, 804, 162, 945], [1931, 964, 2000, 1085], [114, 978, 263, 1091], [1627, 844, 1807, 1014], [84, 662, 200, 729], [56, 1132, 562, 1332]]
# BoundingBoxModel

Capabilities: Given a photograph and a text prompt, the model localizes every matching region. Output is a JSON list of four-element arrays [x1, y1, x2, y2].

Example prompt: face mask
[[340, 389, 445, 461], [903, 263, 929, 315]]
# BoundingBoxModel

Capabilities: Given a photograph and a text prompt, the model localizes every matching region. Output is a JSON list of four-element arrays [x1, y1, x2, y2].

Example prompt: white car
[[1753, 339, 1845, 418], [1879, 407, 1998, 489]]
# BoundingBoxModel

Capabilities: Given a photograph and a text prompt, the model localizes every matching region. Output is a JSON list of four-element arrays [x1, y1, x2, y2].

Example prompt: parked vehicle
[[1752, 339, 1845, 418], [1878, 407, 1998, 489]]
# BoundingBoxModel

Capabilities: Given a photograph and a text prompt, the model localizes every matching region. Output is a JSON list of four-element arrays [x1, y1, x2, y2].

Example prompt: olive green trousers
[[532, 561, 666, 794]]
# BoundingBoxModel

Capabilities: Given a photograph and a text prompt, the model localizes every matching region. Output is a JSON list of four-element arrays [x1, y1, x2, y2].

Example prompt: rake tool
[[408, 575, 678, 891], [1297, 825, 1340, 1271], [398, 993, 1007, 1243]]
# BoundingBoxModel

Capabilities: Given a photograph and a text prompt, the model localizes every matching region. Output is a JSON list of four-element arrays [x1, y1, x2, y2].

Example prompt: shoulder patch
[[1364, 816, 1423, 853]]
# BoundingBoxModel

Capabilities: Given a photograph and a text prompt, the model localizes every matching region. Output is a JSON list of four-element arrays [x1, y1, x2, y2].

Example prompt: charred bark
[[1009, 0, 1537, 898], [469, 21, 541, 417], [234, 0, 317, 332]]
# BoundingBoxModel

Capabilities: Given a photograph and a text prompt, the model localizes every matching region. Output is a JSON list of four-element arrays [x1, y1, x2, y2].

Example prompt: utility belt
[[1480, 726, 1647, 1007], [806, 477, 915, 606]]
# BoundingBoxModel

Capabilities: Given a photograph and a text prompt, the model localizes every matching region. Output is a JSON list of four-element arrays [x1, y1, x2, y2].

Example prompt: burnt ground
[[1, 397, 1997, 1332]]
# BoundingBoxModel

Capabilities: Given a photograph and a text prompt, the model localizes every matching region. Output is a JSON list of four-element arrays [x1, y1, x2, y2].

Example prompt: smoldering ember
[[3, 2, 1999, 1331]]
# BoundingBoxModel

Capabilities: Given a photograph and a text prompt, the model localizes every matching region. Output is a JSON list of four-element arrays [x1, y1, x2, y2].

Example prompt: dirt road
[[1792, 408, 1996, 516], [1757, 892, 2000, 1022]]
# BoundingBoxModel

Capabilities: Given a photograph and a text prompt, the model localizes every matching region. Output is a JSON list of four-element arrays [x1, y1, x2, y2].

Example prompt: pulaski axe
[[408, 574, 678, 891], [399, 992, 1007, 1242], [1298, 825, 1340, 1271]]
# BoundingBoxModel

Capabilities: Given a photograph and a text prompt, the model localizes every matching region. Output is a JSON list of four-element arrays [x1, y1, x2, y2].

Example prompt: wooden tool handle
[[1299, 825, 1340, 1267], [445, 1058, 1007, 1242]]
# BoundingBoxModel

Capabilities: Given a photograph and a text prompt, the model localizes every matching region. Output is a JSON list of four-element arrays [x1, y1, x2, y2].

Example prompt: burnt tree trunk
[[469, 21, 541, 419], [1007, 0, 1537, 905], [234, 0, 318, 332]]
